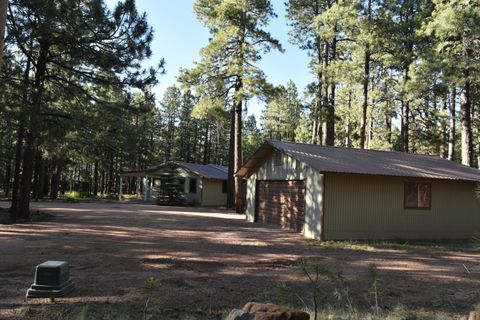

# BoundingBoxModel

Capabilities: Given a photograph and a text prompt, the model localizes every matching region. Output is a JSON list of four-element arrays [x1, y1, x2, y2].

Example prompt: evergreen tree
[[180, 0, 282, 212], [243, 114, 263, 160], [287, 0, 358, 146], [177, 90, 196, 162], [161, 86, 182, 162], [262, 80, 302, 141], [422, 0, 480, 166], [5, 0, 161, 220], [0, 0, 6, 60], [286, 0, 326, 144]]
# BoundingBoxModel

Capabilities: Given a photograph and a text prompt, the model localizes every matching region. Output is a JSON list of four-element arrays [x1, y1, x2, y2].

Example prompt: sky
[[105, 0, 312, 121]]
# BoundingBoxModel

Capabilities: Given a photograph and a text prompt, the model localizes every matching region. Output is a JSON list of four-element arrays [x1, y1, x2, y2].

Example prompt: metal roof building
[[120, 162, 228, 206], [237, 140, 480, 240]]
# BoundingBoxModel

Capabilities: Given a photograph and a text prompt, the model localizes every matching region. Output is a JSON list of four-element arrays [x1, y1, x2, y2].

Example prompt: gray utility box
[[26, 261, 75, 298]]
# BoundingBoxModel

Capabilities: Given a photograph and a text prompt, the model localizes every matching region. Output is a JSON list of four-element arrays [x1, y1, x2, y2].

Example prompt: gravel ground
[[0, 201, 478, 319]]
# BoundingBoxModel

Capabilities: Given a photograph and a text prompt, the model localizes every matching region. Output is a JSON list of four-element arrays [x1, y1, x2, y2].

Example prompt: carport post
[[143, 175, 149, 201], [136, 177, 141, 196]]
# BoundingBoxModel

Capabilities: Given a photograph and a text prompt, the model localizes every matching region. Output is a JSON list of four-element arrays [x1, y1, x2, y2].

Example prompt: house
[[236, 140, 480, 240], [120, 162, 228, 206]]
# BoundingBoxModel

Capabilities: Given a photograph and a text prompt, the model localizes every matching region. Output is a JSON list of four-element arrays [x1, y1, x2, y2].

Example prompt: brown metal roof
[[236, 140, 480, 182]]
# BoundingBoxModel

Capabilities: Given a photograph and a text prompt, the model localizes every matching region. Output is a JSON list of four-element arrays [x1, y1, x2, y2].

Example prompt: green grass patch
[[64, 191, 95, 201], [30, 210, 54, 222], [69, 301, 227, 320], [121, 194, 143, 200], [302, 238, 475, 253], [306, 304, 455, 320]]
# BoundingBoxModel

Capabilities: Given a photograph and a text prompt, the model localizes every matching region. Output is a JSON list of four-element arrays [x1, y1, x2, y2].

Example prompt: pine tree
[[287, 0, 358, 146], [161, 86, 182, 162], [243, 115, 263, 160], [6, 0, 161, 220], [422, 0, 480, 166], [287, 0, 325, 144], [262, 80, 302, 141], [0, 0, 6, 60], [180, 0, 282, 212]]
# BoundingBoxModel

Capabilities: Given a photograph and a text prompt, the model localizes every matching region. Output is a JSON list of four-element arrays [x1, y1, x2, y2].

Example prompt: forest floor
[[0, 201, 478, 320]]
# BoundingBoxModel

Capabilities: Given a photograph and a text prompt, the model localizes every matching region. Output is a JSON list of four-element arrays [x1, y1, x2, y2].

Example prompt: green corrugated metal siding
[[324, 173, 480, 240]]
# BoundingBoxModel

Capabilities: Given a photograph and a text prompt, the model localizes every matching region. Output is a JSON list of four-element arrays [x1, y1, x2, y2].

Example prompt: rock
[[242, 302, 309, 320], [225, 309, 255, 320], [468, 304, 480, 320]]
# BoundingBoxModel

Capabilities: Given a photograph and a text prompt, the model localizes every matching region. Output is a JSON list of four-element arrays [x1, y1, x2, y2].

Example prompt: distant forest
[[0, 0, 479, 219]]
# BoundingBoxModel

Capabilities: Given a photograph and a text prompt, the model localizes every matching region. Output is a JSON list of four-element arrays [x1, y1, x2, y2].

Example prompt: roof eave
[[235, 141, 277, 178]]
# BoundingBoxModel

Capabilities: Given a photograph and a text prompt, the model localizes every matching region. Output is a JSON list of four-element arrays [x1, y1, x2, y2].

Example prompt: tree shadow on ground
[[0, 201, 478, 319]]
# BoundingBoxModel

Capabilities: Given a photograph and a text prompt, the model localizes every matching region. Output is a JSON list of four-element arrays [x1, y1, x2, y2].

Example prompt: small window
[[222, 181, 227, 194], [189, 178, 197, 194], [274, 153, 282, 166], [404, 182, 431, 209]]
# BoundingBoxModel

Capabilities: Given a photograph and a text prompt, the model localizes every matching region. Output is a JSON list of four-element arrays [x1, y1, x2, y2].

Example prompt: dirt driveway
[[0, 201, 479, 319]]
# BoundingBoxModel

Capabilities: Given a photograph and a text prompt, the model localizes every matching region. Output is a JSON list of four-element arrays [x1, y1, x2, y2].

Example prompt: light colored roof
[[121, 162, 228, 180], [236, 140, 480, 182]]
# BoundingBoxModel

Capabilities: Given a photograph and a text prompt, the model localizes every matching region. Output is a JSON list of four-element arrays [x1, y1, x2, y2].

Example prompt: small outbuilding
[[120, 162, 228, 206], [236, 140, 480, 240]]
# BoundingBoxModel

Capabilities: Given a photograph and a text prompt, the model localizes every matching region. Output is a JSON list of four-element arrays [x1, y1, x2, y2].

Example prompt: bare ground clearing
[[0, 201, 478, 319]]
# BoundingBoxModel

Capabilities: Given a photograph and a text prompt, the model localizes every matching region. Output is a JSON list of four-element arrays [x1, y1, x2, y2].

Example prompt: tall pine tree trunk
[[0, 0, 7, 61], [367, 118, 374, 149], [18, 126, 38, 220], [312, 44, 323, 145], [448, 86, 456, 161], [10, 119, 24, 218], [360, 0, 371, 149], [192, 121, 198, 163], [227, 109, 235, 209], [312, 74, 322, 145], [33, 151, 43, 200], [322, 0, 336, 146], [3, 157, 11, 197], [10, 58, 31, 220], [3, 157, 12, 197], [215, 121, 220, 163], [101, 168, 106, 196], [324, 38, 336, 146], [234, 79, 243, 214], [38, 156, 46, 199], [325, 80, 335, 146], [440, 98, 448, 158], [401, 66, 410, 152], [108, 156, 114, 194], [203, 122, 209, 165], [311, 2, 322, 145], [345, 90, 352, 147], [232, 11, 246, 213], [49, 161, 62, 200], [385, 113, 392, 145], [17, 41, 49, 220], [93, 160, 99, 197], [32, 151, 39, 200], [360, 50, 370, 149], [460, 80, 473, 166], [42, 161, 50, 197]]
